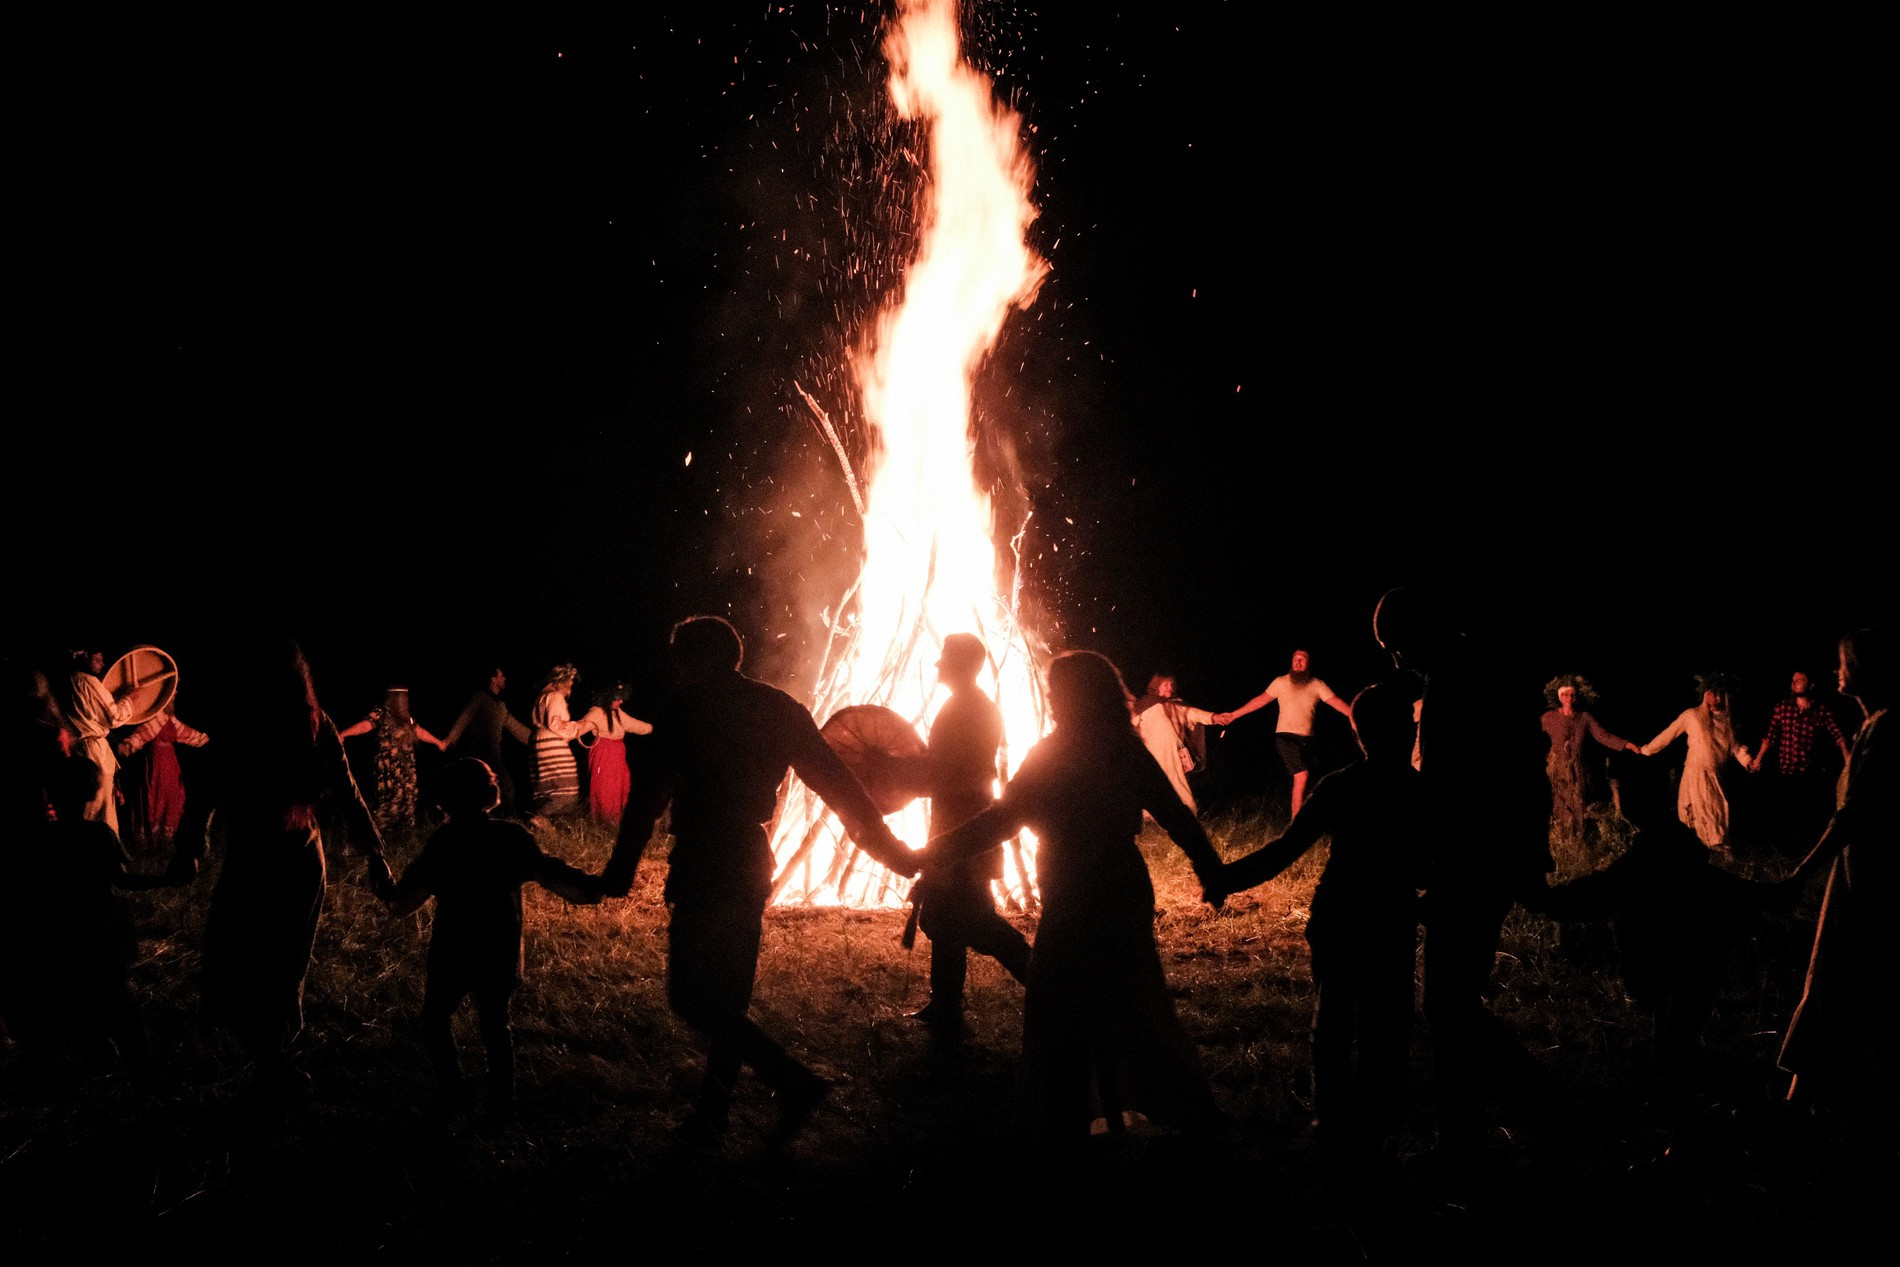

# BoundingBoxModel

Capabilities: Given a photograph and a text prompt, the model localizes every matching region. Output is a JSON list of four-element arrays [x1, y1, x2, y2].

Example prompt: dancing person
[[920, 650, 1227, 1147], [598, 616, 918, 1148], [1636, 672, 1749, 851], [528, 665, 589, 823], [578, 683, 652, 827], [1216, 681, 1430, 1182], [1777, 629, 1897, 1130], [1538, 674, 1639, 874], [1133, 670, 1217, 813], [387, 758, 601, 1127], [908, 633, 1030, 1034], [1372, 587, 1573, 1170], [61, 646, 141, 835], [443, 666, 533, 818], [175, 633, 394, 1107], [337, 686, 448, 836], [116, 700, 210, 856], [1523, 764, 1788, 1166], [1214, 648, 1353, 817], [1749, 668, 1851, 855]]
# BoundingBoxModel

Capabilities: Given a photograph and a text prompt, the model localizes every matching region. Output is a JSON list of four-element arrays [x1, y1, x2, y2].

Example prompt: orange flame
[[770, 0, 1048, 907]]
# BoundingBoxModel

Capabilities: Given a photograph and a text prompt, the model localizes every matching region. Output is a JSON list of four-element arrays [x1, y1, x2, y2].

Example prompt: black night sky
[[8, 4, 1886, 771]]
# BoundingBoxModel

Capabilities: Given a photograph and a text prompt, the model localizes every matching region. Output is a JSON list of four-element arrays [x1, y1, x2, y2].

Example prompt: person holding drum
[[62, 647, 146, 836]]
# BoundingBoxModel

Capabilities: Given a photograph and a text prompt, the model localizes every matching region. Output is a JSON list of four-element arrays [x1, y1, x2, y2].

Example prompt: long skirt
[[588, 735, 630, 824], [531, 734, 580, 816]]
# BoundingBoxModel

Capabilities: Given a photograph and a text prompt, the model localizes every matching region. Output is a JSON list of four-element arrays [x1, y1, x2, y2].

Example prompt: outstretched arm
[[1323, 695, 1352, 718], [1215, 685, 1277, 726], [1221, 799, 1329, 896], [1638, 712, 1688, 757], [415, 723, 449, 751], [336, 716, 375, 740], [789, 716, 917, 877]]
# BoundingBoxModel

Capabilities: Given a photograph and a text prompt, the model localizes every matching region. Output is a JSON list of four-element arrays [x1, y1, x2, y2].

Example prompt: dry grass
[[0, 803, 1885, 1260]]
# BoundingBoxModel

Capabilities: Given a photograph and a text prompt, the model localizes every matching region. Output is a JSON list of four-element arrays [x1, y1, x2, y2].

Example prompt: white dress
[[1135, 699, 1215, 813], [1640, 704, 1747, 846]]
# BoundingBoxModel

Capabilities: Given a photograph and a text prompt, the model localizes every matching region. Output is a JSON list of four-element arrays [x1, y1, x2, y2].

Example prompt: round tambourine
[[818, 704, 930, 816], [101, 645, 179, 728]]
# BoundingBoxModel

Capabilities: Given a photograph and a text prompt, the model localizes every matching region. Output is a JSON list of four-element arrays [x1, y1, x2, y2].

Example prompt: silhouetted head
[[671, 615, 744, 680], [1373, 587, 1452, 673], [1348, 682, 1416, 762], [1838, 628, 1889, 706], [433, 757, 502, 819], [594, 682, 630, 710], [1047, 650, 1136, 738], [937, 633, 987, 686]]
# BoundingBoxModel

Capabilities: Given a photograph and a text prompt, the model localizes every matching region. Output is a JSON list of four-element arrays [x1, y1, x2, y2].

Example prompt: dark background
[[7, 4, 1885, 802]]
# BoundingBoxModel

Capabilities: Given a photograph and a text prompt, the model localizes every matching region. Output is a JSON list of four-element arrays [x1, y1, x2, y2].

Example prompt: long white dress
[[1640, 704, 1747, 847], [1135, 699, 1215, 813]]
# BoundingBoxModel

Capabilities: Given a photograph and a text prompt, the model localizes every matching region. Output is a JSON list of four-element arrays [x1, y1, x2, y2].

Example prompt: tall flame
[[770, 0, 1049, 906]]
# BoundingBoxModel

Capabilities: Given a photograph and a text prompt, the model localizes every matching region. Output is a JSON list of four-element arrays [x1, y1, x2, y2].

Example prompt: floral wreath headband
[[1542, 674, 1599, 710]]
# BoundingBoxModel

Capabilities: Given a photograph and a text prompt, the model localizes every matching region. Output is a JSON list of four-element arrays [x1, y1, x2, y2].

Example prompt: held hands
[[1211, 712, 1236, 727], [1196, 861, 1230, 911]]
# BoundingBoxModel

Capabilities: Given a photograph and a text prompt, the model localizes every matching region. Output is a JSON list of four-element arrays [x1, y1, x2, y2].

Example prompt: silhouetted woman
[[1778, 628, 1897, 1125], [179, 635, 394, 1104], [921, 650, 1226, 1145]]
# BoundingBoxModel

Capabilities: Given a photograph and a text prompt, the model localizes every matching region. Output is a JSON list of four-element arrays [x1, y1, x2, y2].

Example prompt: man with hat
[[910, 632, 1031, 1033]]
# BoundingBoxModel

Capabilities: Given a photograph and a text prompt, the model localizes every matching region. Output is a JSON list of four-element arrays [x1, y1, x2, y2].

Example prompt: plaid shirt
[[1756, 698, 1847, 775]]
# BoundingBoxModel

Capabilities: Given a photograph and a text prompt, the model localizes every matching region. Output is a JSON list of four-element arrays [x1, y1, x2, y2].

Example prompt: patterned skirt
[[531, 733, 580, 814]]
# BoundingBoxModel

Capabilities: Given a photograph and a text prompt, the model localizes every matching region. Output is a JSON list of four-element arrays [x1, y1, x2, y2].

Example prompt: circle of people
[[6, 598, 1890, 1183]]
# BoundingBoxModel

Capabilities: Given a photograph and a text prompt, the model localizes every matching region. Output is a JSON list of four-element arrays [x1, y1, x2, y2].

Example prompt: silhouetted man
[[1372, 587, 1573, 1168], [600, 616, 918, 1146], [910, 633, 1030, 1033]]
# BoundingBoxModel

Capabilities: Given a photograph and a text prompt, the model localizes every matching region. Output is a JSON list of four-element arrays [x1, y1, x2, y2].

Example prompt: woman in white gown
[[1132, 673, 1216, 813], [1637, 673, 1749, 848]]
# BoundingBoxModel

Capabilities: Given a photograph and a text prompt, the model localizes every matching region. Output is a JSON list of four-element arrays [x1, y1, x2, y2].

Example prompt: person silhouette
[[175, 633, 395, 1107], [387, 758, 601, 1126], [1522, 762, 1788, 1165], [921, 650, 1227, 1147], [908, 633, 1031, 1035], [1216, 681, 1430, 1183], [598, 616, 918, 1148], [1777, 628, 1897, 1133], [1371, 587, 1574, 1170]]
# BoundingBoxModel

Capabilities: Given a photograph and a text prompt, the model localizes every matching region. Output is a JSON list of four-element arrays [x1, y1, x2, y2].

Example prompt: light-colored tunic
[[1262, 674, 1339, 736], [530, 689, 588, 815], [66, 671, 137, 834], [1641, 705, 1746, 847], [1135, 699, 1216, 812]]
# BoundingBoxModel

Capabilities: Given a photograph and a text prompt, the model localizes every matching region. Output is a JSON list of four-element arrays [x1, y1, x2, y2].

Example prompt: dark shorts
[[1276, 733, 1314, 774]]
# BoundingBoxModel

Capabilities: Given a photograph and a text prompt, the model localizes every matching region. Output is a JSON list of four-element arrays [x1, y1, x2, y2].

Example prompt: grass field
[[1, 800, 1889, 1260]]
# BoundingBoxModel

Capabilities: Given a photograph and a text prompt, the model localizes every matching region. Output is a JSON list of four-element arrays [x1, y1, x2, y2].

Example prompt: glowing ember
[[770, 0, 1049, 907]]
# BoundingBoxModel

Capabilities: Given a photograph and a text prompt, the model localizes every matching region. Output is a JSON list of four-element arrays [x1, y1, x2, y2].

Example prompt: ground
[[1, 805, 1890, 1261]]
